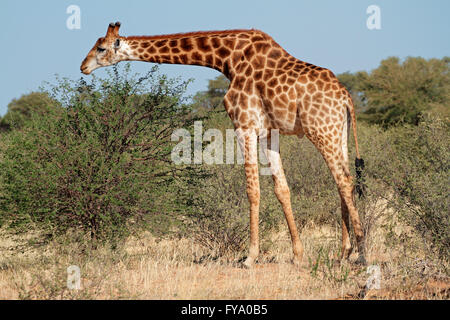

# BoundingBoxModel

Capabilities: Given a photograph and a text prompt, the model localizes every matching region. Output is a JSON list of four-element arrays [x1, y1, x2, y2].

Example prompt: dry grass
[[0, 204, 448, 300]]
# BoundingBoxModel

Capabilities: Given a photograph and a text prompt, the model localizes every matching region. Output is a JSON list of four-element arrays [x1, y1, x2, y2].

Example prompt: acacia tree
[[0, 64, 203, 242]]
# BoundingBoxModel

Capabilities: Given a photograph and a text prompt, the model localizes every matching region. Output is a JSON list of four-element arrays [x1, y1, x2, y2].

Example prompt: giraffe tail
[[346, 95, 366, 198]]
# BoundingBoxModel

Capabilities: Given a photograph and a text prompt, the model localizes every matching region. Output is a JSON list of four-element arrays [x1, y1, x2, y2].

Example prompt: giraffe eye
[[97, 47, 106, 53]]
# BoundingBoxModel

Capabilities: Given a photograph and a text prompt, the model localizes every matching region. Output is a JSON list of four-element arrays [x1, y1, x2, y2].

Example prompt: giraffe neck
[[121, 29, 273, 79]]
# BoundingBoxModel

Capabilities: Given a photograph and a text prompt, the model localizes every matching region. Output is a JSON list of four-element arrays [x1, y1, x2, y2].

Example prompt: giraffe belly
[[261, 99, 304, 136]]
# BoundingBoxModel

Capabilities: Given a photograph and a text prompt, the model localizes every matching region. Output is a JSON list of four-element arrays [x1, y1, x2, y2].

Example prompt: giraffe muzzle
[[80, 66, 90, 74]]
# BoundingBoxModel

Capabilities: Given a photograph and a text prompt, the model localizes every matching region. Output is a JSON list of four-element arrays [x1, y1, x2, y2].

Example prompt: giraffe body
[[81, 23, 366, 267]]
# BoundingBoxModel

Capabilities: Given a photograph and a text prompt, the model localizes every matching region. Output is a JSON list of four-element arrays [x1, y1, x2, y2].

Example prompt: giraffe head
[[80, 22, 130, 74]]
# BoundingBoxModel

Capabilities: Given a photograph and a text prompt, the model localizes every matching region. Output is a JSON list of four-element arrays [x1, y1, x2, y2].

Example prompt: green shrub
[[357, 115, 449, 258], [0, 64, 203, 243], [282, 136, 341, 227]]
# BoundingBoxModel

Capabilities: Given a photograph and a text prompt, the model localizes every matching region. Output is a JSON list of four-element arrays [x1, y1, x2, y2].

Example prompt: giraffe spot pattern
[[123, 29, 352, 141]]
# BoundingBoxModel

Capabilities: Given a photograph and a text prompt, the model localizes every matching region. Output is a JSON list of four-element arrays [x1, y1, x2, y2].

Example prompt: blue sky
[[0, 0, 449, 116]]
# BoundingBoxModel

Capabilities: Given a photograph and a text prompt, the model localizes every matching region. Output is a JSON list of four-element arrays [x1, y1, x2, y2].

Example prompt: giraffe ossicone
[[81, 22, 367, 268]]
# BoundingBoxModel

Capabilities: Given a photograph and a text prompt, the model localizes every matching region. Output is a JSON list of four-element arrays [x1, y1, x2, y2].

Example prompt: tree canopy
[[338, 56, 449, 127], [192, 75, 229, 110], [0, 92, 58, 131]]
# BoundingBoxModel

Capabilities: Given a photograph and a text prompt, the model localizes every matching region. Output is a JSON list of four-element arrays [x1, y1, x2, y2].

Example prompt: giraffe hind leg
[[340, 198, 353, 260], [340, 111, 352, 260], [330, 156, 366, 264], [308, 132, 366, 265]]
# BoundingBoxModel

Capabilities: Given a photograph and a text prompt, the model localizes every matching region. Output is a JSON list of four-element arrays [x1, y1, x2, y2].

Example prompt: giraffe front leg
[[244, 162, 260, 269], [237, 129, 260, 269], [262, 134, 303, 267]]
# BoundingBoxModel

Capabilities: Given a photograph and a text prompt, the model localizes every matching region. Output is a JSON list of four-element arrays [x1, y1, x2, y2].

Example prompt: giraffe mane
[[125, 29, 265, 40]]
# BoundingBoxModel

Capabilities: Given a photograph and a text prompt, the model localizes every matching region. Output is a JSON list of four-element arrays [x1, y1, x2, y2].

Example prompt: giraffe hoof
[[355, 255, 367, 266], [338, 256, 350, 266], [341, 247, 353, 261], [242, 258, 254, 269], [291, 257, 302, 268]]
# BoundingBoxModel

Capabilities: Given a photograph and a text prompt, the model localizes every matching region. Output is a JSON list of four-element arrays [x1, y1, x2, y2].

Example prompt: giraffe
[[81, 22, 367, 268]]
